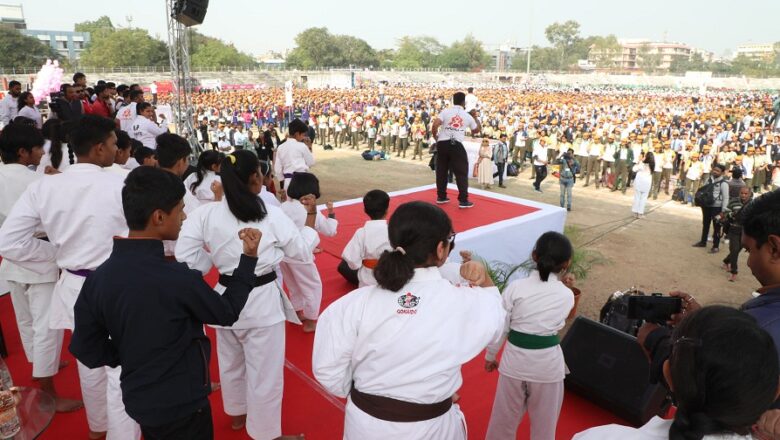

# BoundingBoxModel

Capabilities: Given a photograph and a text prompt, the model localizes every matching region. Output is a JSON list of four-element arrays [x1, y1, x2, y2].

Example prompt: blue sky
[[19, 0, 780, 56]]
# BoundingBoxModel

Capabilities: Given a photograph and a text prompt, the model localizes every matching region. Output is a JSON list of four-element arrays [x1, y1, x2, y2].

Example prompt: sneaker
[[534, 188, 542, 193], [692, 242, 707, 248], [436, 198, 450, 204], [709, 247, 719, 254], [567, 207, 571, 212], [459, 201, 474, 209]]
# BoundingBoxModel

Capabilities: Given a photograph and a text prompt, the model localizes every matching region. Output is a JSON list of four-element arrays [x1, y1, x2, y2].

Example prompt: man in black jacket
[[70, 167, 261, 440]]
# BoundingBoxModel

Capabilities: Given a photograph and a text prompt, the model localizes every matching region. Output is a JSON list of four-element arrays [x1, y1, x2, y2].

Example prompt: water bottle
[[0, 388, 20, 439], [0, 358, 11, 391]]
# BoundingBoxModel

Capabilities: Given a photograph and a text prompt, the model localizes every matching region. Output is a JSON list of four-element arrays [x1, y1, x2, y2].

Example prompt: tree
[[394, 36, 445, 68], [80, 28, 168, 68], [286, 27, 341, 69], [0, 28, 60, 68], [589, 35, 621, 69], [545, 20, 582, 70], [190, 31, 256, 68], [511, 46, 560, 71], [334, 35, 379, 68], [439, 35, 491, 71], [669, 52, 707, 73], [637, 44, 661, 74], [74, 16, 115, 34]]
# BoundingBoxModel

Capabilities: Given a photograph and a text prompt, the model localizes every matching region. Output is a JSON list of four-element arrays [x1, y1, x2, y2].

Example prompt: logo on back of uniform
[[397, 292, 419, 314], [449, 115, 463, 130]]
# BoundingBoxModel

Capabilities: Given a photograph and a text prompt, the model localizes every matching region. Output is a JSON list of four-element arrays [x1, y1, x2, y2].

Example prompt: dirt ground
[[306, 143, 758, 321]]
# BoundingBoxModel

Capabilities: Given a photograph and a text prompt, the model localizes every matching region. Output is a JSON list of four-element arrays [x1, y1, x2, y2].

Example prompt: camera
[[626, 295, 682, 324]]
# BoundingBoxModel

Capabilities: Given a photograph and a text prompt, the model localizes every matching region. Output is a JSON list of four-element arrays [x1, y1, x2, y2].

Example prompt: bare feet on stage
[[88, 431, 106, 440], [54, 396, 84, 413], [231, 414, 247, 430], [313, 247, 323, 254], [31, 360, 70, 381], [210, 382, 221, 392], [302, 319, 317, 333]]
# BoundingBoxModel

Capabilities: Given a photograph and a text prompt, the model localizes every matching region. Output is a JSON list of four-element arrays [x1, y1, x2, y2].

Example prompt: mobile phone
[[626, 295, 682, 324]]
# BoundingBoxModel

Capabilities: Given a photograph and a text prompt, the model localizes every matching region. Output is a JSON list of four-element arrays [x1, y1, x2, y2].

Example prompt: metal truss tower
[[166, 0, 201, 153]]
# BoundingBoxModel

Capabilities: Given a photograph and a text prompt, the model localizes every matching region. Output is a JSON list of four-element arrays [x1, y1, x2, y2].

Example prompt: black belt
[[218, 271, 277, 287], [350, 386, 452, 423], [438, 139, 463, 146]]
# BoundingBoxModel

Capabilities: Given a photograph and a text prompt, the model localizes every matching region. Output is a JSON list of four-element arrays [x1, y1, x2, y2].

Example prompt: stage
[[0, 185, 628, 439]]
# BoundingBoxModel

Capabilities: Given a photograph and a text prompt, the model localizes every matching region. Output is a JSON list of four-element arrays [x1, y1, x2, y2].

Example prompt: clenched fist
[[460, 261, 493, 288], [238, 228, 262, 257]]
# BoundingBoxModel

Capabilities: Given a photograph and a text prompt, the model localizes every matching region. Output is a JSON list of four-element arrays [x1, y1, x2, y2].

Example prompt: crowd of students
[[0, 75, 779, 440]]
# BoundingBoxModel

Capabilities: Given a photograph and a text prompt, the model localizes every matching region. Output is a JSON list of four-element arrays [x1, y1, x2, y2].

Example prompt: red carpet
[[319, 188, 539, 257], [1, 256, 627, 440]]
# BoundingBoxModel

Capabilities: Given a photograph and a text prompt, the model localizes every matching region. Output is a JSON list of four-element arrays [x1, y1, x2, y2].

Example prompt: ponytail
[[220, 150, 267, 223], [42, 119, 68, 169], [532, 231, 573, 282], [669, 410, 725, 440], [373, 202, 452, 292], [190, 150, 224, 194]]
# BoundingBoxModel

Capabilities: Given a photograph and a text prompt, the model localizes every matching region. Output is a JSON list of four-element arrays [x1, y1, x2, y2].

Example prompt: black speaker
[[173, 0, 209, 27], [561, 316, 670, 426]]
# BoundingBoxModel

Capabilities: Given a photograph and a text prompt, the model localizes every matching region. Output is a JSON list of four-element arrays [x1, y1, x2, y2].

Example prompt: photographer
[[635, 190, 780, 438], [722, 187, 753, 282], [692, 163, 729, 254], [556, 148, 579, 211]]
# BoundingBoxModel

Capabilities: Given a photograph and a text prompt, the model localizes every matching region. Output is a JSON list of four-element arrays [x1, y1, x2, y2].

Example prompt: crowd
[[0, 72, 779, 440]]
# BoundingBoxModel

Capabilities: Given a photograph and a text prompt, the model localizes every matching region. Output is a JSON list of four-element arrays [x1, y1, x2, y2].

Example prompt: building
[[0, 4, 90, 61], [0, 3, 25, 29], [589, 39, 693, 71], [735, 43, 776, 62], [255, 51, 286, 69], [490, 43, 525, 72], [21, 29, 91, 61]]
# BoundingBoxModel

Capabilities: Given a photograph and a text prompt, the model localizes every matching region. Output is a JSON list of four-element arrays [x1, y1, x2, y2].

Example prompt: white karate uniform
[[573, 416, 751, 440], [259, 186, 280, 208], [37, 140, 74, 174], [0, 163, 62, 378], [279, 199, 335, 320], [273, 138, 314, 189], [106, 164, 130, 178], [129, 115, 167, 149], [183, 171, 221, 205], [484, 271, 574, 440], [313, 267, 505, 440], [0, 163, 138, 439], [175, 200, 314, 440], [341, 220, 391, 287]]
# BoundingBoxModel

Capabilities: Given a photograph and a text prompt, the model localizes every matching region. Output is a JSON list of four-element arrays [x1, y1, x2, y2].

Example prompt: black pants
[[493, 162, 506, 186], [723, 229, 742, 274], [435, 140, 469, 203], [337, 259, 359, 286], [533, 165, 547, 190], [141, 403, 213, 440], [700, 206, 723, 248]]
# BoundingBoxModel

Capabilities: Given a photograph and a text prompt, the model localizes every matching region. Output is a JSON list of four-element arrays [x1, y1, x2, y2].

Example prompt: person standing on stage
[[313, 201, 504, 440], [431, 92, 481, 209], [274, 119, 314, 191]]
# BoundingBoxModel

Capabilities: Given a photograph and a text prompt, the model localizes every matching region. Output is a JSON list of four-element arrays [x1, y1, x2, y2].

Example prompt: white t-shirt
[[116, 102, 138, 133], [532, 145, 548, 166], [436, 106, 477, 143], [130, 115, 167, 149], [465, 93, 478, 112]]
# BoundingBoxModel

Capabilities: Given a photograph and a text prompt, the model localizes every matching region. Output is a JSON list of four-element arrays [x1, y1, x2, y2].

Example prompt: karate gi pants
[[216, 322, 285, 440], [344, 397, 467, 440], [279, 260, 322, 320], [77, 362, 141, 439], [8, 281, 63, 378], [485, 375, 564, 440], [54, 271, 138, 438]]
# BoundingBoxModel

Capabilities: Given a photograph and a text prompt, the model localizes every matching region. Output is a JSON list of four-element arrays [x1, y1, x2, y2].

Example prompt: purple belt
[[66, 269, 94, 278]]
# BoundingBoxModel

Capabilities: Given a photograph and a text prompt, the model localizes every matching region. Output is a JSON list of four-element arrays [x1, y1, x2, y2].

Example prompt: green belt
[[508, 329, 560, 350]]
